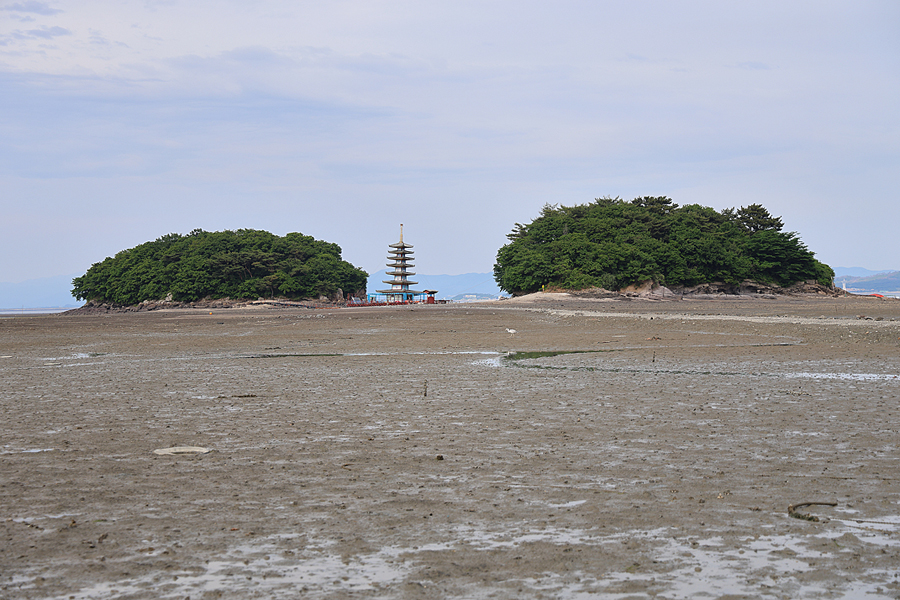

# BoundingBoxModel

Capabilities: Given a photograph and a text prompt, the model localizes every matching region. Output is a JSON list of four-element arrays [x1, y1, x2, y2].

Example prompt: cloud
[[1, 1, 61, 16], [24, 25, 70, 38], [0, 2, 898, 283], [0, 24, 70, 44]]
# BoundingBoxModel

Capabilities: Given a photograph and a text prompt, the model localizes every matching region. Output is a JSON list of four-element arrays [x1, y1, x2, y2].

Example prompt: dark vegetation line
[[493, 197, 834, 295], [71, 197, 832, 306]]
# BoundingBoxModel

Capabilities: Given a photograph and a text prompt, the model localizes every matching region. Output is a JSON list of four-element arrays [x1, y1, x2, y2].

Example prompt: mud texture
[[2, 293, 900, 599]]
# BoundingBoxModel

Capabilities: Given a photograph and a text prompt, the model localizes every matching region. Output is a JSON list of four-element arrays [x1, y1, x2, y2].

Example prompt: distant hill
[[367, 271, 501, 299], [835, 270, 900, 293], [0, 274, 81, 309], [833, 267, 896, 278]]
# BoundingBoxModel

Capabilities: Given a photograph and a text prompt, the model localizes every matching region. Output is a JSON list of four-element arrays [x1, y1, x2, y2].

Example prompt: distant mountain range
[[832, 267, 896, 278], [0, 274, 80, 309], [834, 270, 900, 293]]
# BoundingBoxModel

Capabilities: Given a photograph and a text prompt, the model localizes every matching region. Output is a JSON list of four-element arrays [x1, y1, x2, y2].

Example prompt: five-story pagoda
[[377, 225, 423, 302]]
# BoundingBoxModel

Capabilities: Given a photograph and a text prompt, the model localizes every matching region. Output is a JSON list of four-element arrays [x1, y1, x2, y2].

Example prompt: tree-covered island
[[494, 197, 834, 295], [72, 229, 367, 305]]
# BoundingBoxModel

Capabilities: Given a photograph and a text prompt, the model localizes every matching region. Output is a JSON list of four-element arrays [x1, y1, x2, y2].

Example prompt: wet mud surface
[[2, 294, 900, 599]]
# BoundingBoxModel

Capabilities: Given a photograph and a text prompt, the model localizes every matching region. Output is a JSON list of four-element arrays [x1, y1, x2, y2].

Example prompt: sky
[[1, 1, 898, 284]]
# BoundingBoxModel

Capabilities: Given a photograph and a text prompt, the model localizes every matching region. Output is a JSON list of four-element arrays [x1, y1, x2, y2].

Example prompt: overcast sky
[[2, 1, 898, 283]]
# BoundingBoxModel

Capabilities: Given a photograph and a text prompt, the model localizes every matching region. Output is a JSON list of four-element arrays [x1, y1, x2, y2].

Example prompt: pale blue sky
[[2, 1, 898, 282]]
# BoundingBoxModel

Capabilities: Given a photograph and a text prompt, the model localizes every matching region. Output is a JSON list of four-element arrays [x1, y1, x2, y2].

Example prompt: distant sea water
[[835, 282, 900, 298], [0, 307, 76, 315]]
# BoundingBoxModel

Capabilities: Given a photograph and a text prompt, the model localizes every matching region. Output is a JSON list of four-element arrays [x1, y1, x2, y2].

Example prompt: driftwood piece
[[788, 501, 837, 521]]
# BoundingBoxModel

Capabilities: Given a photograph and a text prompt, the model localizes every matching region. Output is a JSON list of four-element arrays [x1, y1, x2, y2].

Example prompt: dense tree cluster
[[72, 229, 367, 304], [493, 197, 834, 295]]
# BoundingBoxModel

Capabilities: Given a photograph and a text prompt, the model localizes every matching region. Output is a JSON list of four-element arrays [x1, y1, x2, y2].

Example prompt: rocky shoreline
[[559, 279, 844, 300], [64, 297, 333, 315], [66, 280, 851, 315]]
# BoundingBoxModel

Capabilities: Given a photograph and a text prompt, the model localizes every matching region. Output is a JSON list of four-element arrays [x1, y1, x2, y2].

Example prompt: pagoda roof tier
[[376, 289, 424, 295], [382, 280, 419, 286], [389, 241, 414, 249], [385, 263, 415, 269], [385, 270, 416, 276]]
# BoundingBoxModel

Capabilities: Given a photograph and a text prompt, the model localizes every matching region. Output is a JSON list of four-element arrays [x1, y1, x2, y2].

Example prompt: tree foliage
[[72, 229, 367, 304], [493, 198, 833, 294]]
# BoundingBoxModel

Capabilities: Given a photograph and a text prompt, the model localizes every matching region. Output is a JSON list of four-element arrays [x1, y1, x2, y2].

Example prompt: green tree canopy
[[72, 229, 367, 304], [494, 197, 833, 294]]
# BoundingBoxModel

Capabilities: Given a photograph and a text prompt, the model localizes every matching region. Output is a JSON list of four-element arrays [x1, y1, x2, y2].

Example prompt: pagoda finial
[[400, 223, 403, 243]]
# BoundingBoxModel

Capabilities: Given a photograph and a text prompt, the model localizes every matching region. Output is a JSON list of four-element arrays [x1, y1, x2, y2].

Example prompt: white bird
[[506, 328, 517, 334]]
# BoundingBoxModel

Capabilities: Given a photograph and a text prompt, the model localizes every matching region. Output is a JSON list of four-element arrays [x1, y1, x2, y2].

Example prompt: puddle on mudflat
[[547, 500, 588, 509], [48, 520, 900, 599], [247, 353, 343, 359], [471, 356, 502, 367], [66, 537, 420, 600], [451, 524, 592, 550], [39, 352, 107, 361], [247, 350, 501, 359], [500, 350, 900, 383], [1, 447, 55, 454], [544, 527, 900, 599], [506, 349, 598, 361], [831, 512, 900, 537]]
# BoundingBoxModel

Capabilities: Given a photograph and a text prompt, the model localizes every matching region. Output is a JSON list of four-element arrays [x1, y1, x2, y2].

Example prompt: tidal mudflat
[[2, 294, 899, 599]]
